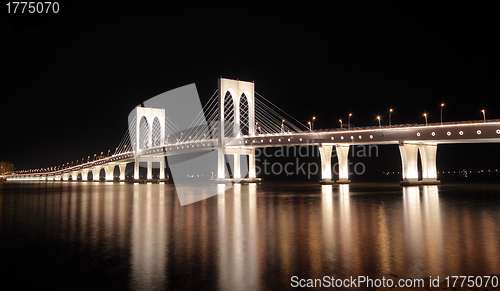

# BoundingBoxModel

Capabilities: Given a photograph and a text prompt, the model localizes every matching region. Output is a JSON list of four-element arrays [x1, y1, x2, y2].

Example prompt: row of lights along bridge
[[17, 149, 115, 174], [309, 104, 488, 130]]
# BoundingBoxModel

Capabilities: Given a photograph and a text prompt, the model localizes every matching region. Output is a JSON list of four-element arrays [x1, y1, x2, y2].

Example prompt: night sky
[[2, 2, 499, 172]]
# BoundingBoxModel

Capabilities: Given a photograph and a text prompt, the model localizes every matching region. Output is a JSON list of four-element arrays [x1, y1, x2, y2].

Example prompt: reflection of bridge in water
[[7, 78, 500, 185]]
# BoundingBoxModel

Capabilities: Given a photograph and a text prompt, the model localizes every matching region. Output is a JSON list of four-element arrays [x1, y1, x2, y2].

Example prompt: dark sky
[[2, 2, 499, 171]]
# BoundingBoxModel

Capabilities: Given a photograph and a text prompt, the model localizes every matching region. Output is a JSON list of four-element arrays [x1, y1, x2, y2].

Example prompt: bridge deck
[[7, 120, 500, 179]]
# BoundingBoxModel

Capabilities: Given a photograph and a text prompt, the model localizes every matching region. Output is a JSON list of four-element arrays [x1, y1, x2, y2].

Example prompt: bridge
[[6, 78, 500, 185]]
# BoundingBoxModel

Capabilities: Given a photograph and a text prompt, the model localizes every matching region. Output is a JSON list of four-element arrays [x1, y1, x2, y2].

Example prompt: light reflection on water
[[1, 182, 500, 290]]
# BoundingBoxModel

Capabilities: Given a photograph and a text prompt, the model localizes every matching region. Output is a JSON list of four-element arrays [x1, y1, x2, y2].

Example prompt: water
[[1, 181, 500, 290]]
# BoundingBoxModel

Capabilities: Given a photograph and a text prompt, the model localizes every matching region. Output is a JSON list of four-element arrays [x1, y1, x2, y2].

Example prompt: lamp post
[[348, 113, 352, 130], [376, 116, 381, 127], [423, 113, 428, 125], [308, 121, 311, 132], [312, 116, 315, 131], [440, 103, 444, 124], [339, 119, 343, 129], [482, 109, 486, 122], [389, 109, 393, 127]]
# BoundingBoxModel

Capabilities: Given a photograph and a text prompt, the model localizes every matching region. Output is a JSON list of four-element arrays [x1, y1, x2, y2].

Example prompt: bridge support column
[[399, 142, 420, 185], [319, 145, 334, 183], [134, 159, 139, 180], [62, 173, 69, 181], [105, 164, 115, 181], [159, 160, 165, 179], [147, 161, 152, 180], [419, 143, 440, 184], [71, 172, 79, 181], [119, 164, 127, 181], [249, 148, 256, 179], [336, 144, 351, 184], [92, 167, 101, 182], [81, 169, 89, 181], [233, 148, 241, 179]]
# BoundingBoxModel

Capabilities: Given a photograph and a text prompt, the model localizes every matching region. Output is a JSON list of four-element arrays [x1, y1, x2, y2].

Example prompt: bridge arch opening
[[152, 117, 162, 147], [240, 93, 249, 136], [223, 91, 235, 138], [139, 116, 149, 149], [113, 165, 120, 179], [99, 168, 106, 181]]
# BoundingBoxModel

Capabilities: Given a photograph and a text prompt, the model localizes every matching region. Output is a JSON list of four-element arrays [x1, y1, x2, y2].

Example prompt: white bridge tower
[[217, 78, 257, 180]]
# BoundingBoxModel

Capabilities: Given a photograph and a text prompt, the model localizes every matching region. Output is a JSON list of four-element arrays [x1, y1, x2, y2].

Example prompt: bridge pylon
[[131, 107, 166, 181], [217, 78, 258, 181]]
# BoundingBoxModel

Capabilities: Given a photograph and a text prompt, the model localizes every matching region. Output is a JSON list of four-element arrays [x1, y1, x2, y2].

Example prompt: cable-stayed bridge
[[6, 78, 500, 185]]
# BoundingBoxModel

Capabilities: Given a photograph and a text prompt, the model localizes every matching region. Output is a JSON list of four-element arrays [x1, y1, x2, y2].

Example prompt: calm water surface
[[1, 181, 500, 290]]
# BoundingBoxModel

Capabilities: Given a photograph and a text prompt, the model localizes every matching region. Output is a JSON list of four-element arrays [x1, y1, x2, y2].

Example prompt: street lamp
[[308, 121, 311, 131], [339, 119, 343, 129], [389, 109, 393, 127], [481, 109, 486, 122], [312, 116, 315, 131], [423, 113, 428, 125], [348, 113, 352, 130], [440, 103, 444, 124], [376, 116, 381, 127]]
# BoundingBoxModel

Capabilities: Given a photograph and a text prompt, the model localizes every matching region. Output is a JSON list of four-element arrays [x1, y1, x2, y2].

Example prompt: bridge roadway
[[7, 120, 500, 184]]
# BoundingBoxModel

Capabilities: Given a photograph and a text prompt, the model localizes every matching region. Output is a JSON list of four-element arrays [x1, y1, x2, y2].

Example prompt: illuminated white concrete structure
[[81, 169, 89, 181], [132, 107, 165, 180], [399, 142, 440, 185], [336, 144, 351, 183], [119, 164, 127, 181], [419, 143, 438, 183], [105, 164, 115, 181], [217, 78, 256, 180], [399, 142, 420, 184], [319, 145, 333, 182], [319, 144, 350, 184], [92, 166, 101, 182]]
